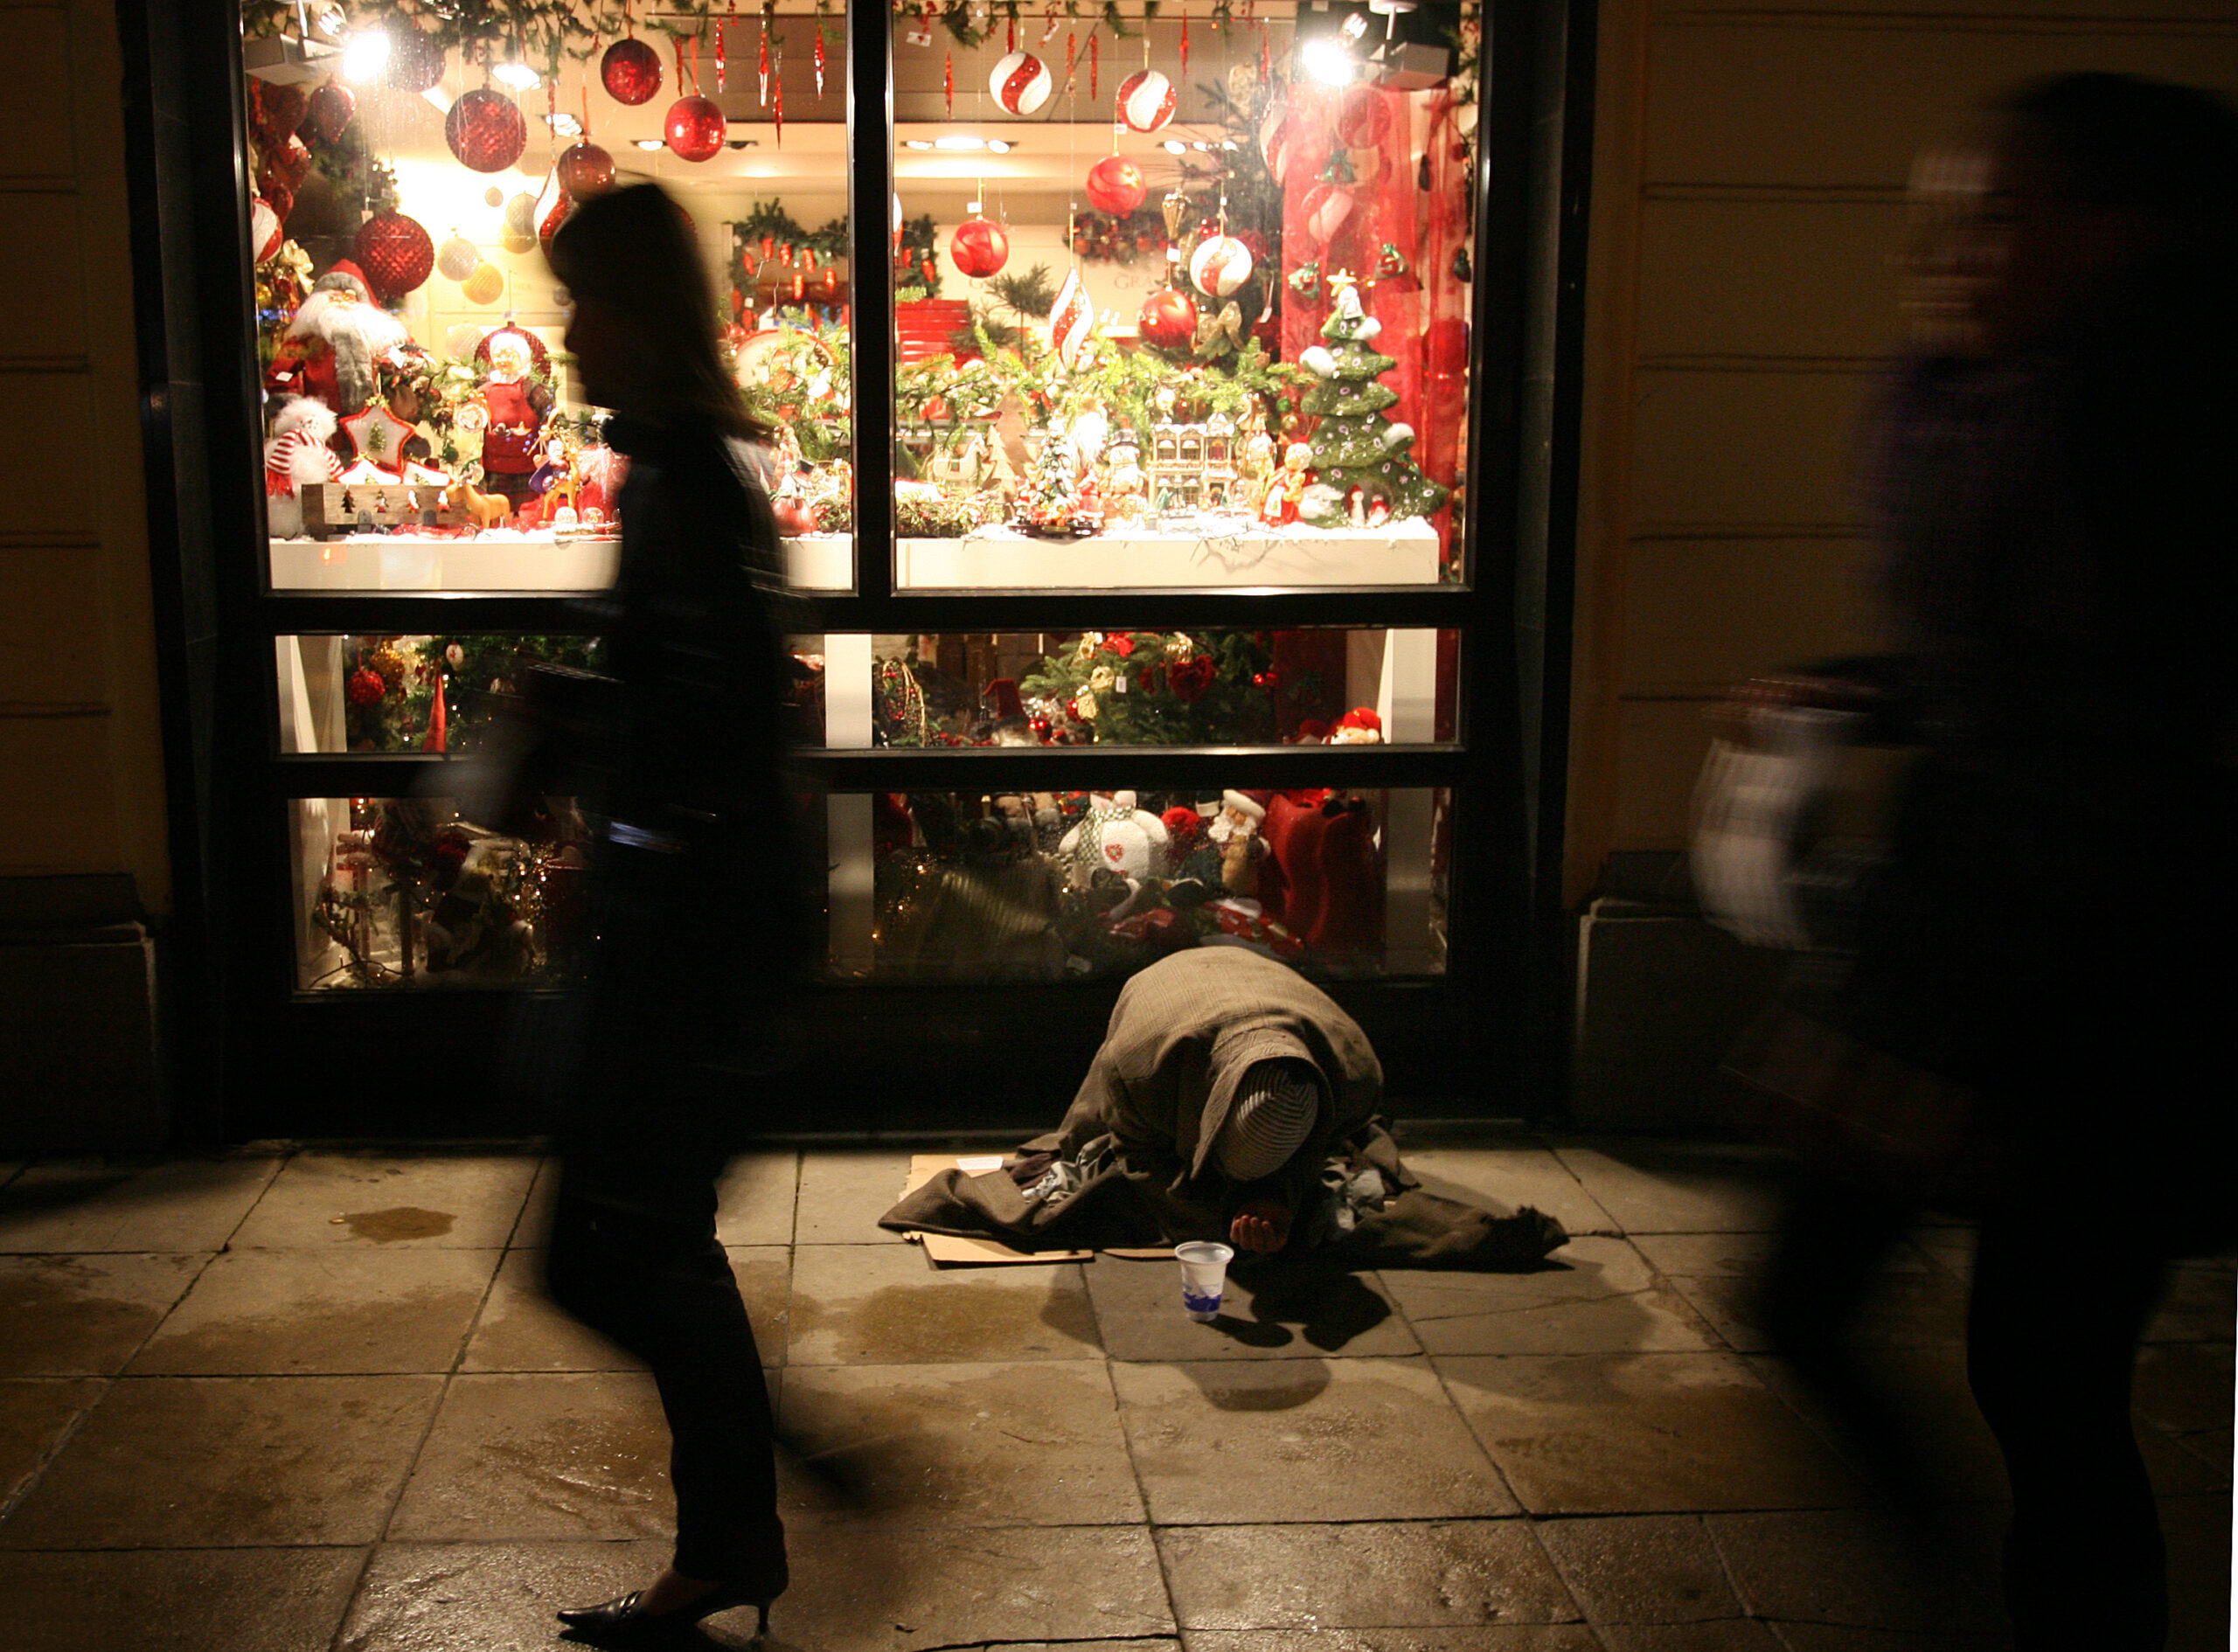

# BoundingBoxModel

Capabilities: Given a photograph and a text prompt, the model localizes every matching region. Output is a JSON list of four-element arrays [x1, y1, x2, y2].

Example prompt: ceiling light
[[492, 59, 541, 91], [340, 28, 390, 82], [932, 134, 987, 151], [987, 138, 1013, 154], [1161, 138, 1186, 155], [903, 139, 935, 150], [545, 112, 582, 136], [634, 137, 666, 151], [1303, 35, 1358, 86]]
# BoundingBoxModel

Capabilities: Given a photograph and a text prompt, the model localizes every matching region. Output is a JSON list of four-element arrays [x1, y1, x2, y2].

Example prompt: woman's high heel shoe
[[556, 1583, 773, 1646]]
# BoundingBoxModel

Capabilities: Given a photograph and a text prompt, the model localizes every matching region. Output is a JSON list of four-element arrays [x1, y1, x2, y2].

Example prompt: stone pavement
[[0, 1138, 2227, 1651]]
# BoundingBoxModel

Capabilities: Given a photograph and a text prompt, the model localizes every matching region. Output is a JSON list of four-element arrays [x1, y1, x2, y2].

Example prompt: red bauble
[[949, 216, 1009, 279], [446, 88, 527, 174], [304, 81, 356, 148], [385, 25, 447, 94], [1116, 69, 1178, 133], [262, 132, 313, 192], [249, 197, 284, 262], [556, 142, 615, 197], [538, 188, 575, 257], [354, 211, 434, 300], [664, 95, 726, 162], [1084, 154, 1147, 217], [252, 81, 308, 142], [601, 37, 664, 106], [258, 178, 295, 224], [347, 669, 387, 707], [1136, 287, 1199, 351]]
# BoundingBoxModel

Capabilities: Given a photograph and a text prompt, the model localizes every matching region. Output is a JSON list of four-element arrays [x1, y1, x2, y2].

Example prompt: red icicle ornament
[[1180, 11, 1190, 73], [773, 47, 785, 144], [943, 49, 954, 117], [1089, 32, 1099, 97], [1041, 3, 1059, 44], [1259, 23, 1270, 87], [1007, 13, 1016, 50], [1064, 29, 1077, 94], [761, 10, 772, 105], [716, 7, 728, 92], [813, 17, 826, 93]]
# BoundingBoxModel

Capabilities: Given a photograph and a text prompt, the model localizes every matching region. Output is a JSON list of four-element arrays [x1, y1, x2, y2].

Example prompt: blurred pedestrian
[[1741, 73, 2236, 1650], [539, 182, 803, 1647]]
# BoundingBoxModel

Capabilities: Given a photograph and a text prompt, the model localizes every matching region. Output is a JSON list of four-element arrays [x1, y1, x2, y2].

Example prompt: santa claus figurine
[[265, 260, 407, 418], [475, 326, 553, 508], [263, 396, 343, 538]]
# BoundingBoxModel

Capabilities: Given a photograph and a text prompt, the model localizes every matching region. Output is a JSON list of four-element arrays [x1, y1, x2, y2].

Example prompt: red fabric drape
[[1276, 81, 1473, 561]]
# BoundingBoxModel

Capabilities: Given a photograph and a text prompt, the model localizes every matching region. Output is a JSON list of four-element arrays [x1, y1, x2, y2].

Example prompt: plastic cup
[[1174, 1240, 1234, 1322]]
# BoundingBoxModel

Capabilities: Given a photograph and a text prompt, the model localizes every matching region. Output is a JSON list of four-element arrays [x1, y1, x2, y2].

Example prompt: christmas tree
[[1017, 429, 1084, 534], [1296, 273, 1449, 526]]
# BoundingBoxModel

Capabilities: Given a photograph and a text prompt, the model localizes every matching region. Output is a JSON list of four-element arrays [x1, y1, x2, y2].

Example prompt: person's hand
[[1229, 1200, 1292, 1253]]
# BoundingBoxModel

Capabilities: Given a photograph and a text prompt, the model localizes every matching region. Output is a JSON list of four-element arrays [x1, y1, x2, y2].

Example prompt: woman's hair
[[548, 183, 769, 441]]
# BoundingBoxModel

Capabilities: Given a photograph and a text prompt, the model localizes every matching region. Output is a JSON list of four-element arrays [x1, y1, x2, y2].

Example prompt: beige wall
[[1568, 0, 2238, 901], [0, 0, 170, 915]]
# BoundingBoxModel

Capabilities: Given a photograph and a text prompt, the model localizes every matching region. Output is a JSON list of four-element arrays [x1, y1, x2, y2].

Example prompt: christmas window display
[[276, 634, 603, 755], [291, 796, 595, 990], [242, 0, 856, 594], [888, 0, 1478, 591], [847, 783, 1449, 982], [825, 628, 1456, 749]]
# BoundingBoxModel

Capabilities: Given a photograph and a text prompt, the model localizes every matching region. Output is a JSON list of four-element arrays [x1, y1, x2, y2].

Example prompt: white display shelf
[[268, 533, 852, 594], [896, 521, 1444, 589]]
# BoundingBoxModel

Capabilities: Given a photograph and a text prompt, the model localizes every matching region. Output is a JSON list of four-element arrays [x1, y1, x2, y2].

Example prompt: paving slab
[[795, 1152, 913, 1245], [1765, 1628, 2010, 1651], [0, 1545, 365, 1652], [386, 1370, 680, 1542], [229, 1154, 538, 1250], [127, 1246, 497, 1375], [1548, 1144, 1786, 1234], [787, 1242, 1099, 1365], [1595, 1626, 1787, 1651], [776, 1359, 1142, 1527], [770, 1521, 1174, 1652], [1381, 1237, 1720, 1357], [1396, 1148, 1622, 1236], [2133, 1340, 2236, 1435], [1438, 1351, 1869, 1514], [334, 1537, 671, 1652], [1532, 1513, 1746, 1624], [0, 1156, 279, 1253], [1089, 1253, 1421, 1361], [2146, 1264, 2238, 1343], [0, 1252, 206, 1374], [1156, 1519, 1580, 1631], [461, 1246, 789, 1372], [0, 1378, 104, 1506], [717, 1152, 802, 1246], [2161, 1491, 2235, 1652], [1111, 1357, 1515, 1524], [0, 1373, 441, 1547], [1706, 1508, 2005, 1634]]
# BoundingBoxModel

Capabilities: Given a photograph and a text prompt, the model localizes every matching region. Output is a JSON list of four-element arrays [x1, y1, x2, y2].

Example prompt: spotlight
[[932, 134, 987, 150], [545, 112, 582, 137], [634, 137, 666, 151], [987, 138, 1013, 154], [340, 28, 390, 82], [903, 139, 935, 150], [1161, 137, 1187, 155], [1301, 36, 1357, 87], [493, 59, 541, 91]]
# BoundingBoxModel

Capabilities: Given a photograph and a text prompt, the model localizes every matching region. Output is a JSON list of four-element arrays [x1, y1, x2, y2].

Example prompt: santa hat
[[1221, 789, 1269, 823], [985, 677, 1025, 721], [313, 260, 375, 304], [1335, 707, 1382, 736]]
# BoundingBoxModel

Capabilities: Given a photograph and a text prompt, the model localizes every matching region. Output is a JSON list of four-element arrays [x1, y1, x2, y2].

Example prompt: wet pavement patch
[[339, 1207, 457, 1242]]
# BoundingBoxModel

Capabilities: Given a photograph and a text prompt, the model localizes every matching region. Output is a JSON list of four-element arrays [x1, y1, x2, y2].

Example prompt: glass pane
[[794, 628, 1455, 746], [889, 3, 1475, 589], [822, 785, 1449, 981], [275, 635, 601, 754], [247, 7, 852, 593], [290, 796, 591, 990]]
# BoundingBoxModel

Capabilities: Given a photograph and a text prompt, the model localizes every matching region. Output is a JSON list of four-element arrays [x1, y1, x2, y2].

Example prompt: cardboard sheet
[[897, 1155, 1093, 1266]]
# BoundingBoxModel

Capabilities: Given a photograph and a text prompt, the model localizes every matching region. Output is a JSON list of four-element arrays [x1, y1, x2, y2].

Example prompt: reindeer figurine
[[441, 463, 512, 531]]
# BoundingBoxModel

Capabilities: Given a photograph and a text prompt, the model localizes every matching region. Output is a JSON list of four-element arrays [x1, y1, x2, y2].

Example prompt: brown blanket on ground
[[879, 1120, 1568, 1271]]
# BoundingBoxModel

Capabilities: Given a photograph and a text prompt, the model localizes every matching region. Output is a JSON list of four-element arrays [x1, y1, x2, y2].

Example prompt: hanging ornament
[[1048, 267, 1094, 367], [249, 197, 284, 264], [262, 132, 314, 193], [1451, 245, 1472, 282], [1336, 85, 1391, 149], [803, 246, 819, 271], [1374, 241, 1411, 281], [601, 37, 664, 105], [773, 45, 785, 142], [665, 94, 726, 160], [1084, 154, 1147, 216], [1300, 156, 1356, 246], [1040, 3, 1060, 44], [538, 189, 574, 260], [462, 260, 506, 306], [1007, 11, 1017, 50], [944, 48, 954, 118], [1191, 299, 1245, 358], [990, 51, 1053, 115], [791, 273, 805, 301], [1286, 259, 1321, 297], [1116, 70, 1176, 133], [1259, 23, 1270, 87], [355, 211, 434, 300], [435, 233, 480, 282], [761, 7, 773, 105], [1258, 105, 1295, 185], [814, 15, 827, 93], [761, 233, 776, 260], [920, 255, 939, 285], [557, 142, 615, 197], [1064, 28, 1077, 94], [446, 88, 527, 174], [386, 24, 447, 94], [1188, 233, 1254, 298], [305, 80, 356, 149], [252, 81, 309, 142], [1089, 31, 1099, 97], [716, 9, 728, 92], [950, 216, 1010, 278], [1179, 10, 1190, 74], [1136, 287, 1199, 351]]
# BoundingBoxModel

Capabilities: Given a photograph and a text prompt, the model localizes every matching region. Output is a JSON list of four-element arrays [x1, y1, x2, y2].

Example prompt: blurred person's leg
[[1968, 1198, 2166, 1649]]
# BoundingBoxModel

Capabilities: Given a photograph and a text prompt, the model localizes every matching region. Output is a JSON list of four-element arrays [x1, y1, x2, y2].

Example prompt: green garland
[[1021, 629, 1275, 746]]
